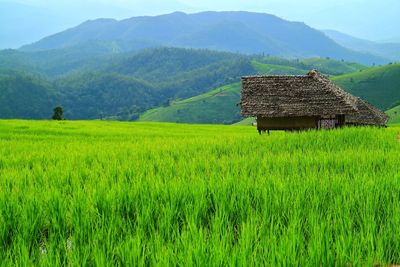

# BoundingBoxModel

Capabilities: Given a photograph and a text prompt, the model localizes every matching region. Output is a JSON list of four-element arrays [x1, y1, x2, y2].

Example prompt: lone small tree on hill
[[52, 106, 64, 120]]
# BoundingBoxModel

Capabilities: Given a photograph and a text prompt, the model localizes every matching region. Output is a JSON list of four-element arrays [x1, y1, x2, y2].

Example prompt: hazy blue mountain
[[383, 36, 400, 43], [0, 2, 81, 49], [0, 0, 177, 49], [323, 30, 400, 61], [0, 40, 145, 77], [21, 11, 387, 65]]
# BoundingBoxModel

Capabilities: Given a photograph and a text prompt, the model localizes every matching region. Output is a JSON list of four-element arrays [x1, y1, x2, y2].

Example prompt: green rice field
[[0, 120, 400, 266]]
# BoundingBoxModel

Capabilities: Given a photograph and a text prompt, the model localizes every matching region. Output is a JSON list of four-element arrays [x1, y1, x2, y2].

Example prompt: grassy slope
[[251, 61, 307, 75], [256, 56, 367, 75], [332, 63, 400, 110], [233, 117, 255, 126], [138, 59, 372, 124], [301, 58, 367, 75], [139, 61, 307, 124], [140, 63, 400, 125], [387, 105, 400, 124], [139, 83, 242, 124], [1, 120, 400, 265]]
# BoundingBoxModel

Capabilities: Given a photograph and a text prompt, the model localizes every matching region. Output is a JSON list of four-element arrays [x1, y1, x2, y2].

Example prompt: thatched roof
[[346, 98, 389, 126], [241, 70, 358, 117]]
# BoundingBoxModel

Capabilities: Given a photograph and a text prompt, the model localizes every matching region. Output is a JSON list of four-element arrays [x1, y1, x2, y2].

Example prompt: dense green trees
[[0, 48, 255, 120], [0, 71, 57, 119], [0, 46, 394, 121]]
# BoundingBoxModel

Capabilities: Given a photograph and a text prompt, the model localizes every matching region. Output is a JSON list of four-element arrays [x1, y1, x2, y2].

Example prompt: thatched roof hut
[[241, 70, 358, 118], [240, 70, 387, 132]]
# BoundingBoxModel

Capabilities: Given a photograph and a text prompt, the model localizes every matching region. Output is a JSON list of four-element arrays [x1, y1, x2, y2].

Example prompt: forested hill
[[21, 11, 386, 65], [0, 46, 370, 120], [0, 48, 254, 120], [0, 71, 56, 119]]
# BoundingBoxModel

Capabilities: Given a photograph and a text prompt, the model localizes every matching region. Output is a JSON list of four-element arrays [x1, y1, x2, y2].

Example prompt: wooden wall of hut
[[256, 116, 317, 131]]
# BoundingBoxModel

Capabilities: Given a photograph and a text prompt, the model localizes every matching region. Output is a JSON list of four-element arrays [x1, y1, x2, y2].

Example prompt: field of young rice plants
[[0, 120, 399, 266]]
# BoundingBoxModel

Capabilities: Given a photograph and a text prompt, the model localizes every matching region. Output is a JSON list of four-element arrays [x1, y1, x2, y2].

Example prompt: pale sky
[[1, 0, 399, 48]]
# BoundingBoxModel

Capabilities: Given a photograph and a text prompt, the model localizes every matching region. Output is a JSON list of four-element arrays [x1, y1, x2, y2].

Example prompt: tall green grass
[[0, 120, 399, 265]]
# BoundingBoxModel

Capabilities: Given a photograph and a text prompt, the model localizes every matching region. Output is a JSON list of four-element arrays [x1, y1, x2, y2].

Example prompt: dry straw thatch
[[346, 98, 389, 126]]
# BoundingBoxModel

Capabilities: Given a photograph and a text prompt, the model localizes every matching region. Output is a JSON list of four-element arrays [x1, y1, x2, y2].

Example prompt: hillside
[[300, 58, 367, 75], [138, 60, 303, 124], [53, 49, 255, 120], [141, 63, 400, 124], [138, 60, 310, 124], [0, 43, 125, 77], [1, 46, 370, 120], [323, 29, 400, 61], [104, 48, 254, 100], [20, 11, 387, 65], [55, 72, 157, 120], [233, 117, 255, 126], [255, 56, 367, 75], [0, 71, 57, 119], [0, 48, 255, 120], [1, 46, 365, 79], [252, 61, 307, 75], [332, 63, 400, 110], [386, 105, 400, 124], [139, 83, 242, 124], [1, 50, 392, 123]]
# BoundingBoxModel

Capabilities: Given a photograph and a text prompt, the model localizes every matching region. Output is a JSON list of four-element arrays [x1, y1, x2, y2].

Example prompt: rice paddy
[[0, 120, 399, 266]]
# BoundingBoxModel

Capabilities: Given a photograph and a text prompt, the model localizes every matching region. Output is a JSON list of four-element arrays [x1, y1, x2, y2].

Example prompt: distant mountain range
[[384, 36, 400, 43], [322, 30, 400, 61], [20, 11, 387, 65]]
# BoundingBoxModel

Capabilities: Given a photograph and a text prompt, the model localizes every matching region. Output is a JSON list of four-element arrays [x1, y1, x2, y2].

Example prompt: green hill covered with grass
[[139, 60, 312, 124], [256, 56, 367, 75], [233, 117, 256, 126], [139, 83, 242, 124], [332, 63, 400, 110], [301, 58, 367, 75], [140, 62, 400, 124], [252, 61, 307, 75], [387, 105, 400, 124]]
